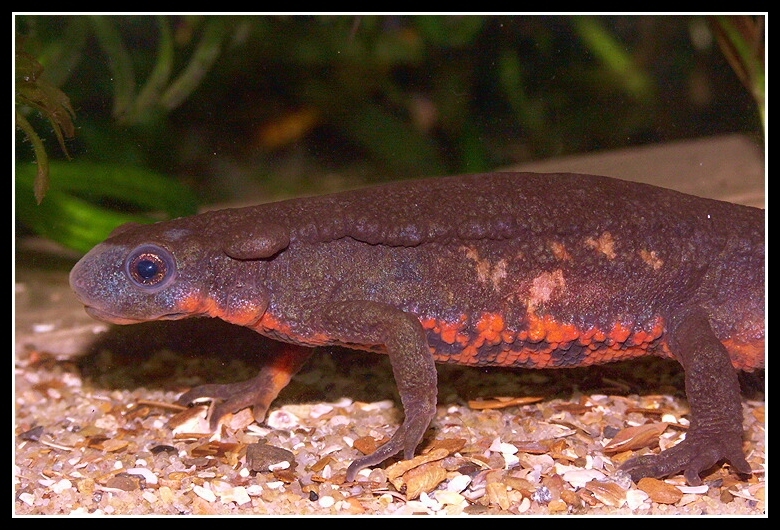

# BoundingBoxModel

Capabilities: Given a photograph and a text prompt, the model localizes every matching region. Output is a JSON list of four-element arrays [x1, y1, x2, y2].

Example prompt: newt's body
[[70, 172, 764, 484]]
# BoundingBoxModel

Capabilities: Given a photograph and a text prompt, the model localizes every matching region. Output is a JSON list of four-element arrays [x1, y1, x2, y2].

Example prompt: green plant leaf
[[16, 161, 198, 253], [571, 16, 654, 101]]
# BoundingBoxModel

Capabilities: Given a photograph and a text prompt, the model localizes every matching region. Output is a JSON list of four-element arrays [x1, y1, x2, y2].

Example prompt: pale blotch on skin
[[639, 249, 664, 270], [548, 240, 573, 262], [462, 247, 508, 291], [584, 232, 617, 260], [528, 269, 566, 310]]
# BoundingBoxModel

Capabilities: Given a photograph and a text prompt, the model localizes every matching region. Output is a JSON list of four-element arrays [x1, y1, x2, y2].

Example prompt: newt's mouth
[[83, 306, 146, 325], [83, 306, 187, 325]]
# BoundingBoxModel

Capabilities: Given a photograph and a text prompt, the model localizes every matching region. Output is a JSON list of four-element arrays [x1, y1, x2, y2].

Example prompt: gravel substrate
[[14, 317, 765, 516]]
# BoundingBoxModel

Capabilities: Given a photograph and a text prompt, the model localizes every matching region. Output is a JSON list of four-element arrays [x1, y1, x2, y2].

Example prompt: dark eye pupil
[[129, 251, 168, 286], [136, 259, 159, 279]]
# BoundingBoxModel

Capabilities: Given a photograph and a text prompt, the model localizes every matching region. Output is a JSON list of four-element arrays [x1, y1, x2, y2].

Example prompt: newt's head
[[70, 213, 281, 327]]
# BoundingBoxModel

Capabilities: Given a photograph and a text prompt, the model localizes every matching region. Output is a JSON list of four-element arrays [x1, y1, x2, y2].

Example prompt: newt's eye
[[125, 244, 176, 291]]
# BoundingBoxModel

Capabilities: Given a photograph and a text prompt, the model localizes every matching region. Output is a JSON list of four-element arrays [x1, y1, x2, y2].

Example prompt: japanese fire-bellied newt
[[69, 172, 765, 485]]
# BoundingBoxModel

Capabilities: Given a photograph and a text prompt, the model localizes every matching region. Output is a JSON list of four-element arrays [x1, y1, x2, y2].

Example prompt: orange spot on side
[[444, 317, 470, 345], [580, 327, 597, 342], [476, 313, 506, 345], [420, 317, 438, 331], [501, 330, 517, 344], [448, 343, 481, 365], [177, 293, 264, 327], [608, 322, 632, 344], [527, 315, 547, 343], [177, 293, 209, 314], [256, 313, 332, 347], [525, 313, 578, 344], [422, 315, 469, 346], [722, 338, 765, 371], [628, 320, 665, 347]]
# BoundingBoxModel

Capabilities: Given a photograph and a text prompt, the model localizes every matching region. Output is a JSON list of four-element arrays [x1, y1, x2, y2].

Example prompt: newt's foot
[[177, 346, 312, 430], [620, 428, 752, 486], [345, 398, 436, 482], [177, 377, 273, 430]]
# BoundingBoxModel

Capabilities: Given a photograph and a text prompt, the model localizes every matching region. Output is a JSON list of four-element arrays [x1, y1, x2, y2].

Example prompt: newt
[[69, 172, 765, 485]]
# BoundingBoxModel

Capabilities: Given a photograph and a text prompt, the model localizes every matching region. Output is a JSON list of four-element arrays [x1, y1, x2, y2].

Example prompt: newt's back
[[257, 173, 765, 373]]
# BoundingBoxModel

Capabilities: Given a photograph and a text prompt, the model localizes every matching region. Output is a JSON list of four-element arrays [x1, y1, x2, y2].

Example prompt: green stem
[[132, 15, 175, 119], [90, 15, 136, 122], [160, 16, 228, 111]]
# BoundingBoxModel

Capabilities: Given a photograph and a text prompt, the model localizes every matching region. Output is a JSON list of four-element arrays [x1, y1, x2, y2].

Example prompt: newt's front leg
[[319, 301, 438, 482], [620, 306, 752, 485], [177, 344, 313, 429]]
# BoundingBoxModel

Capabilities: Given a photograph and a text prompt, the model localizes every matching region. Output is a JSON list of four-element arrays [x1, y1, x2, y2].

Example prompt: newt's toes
[[620, 434, 752, 485]]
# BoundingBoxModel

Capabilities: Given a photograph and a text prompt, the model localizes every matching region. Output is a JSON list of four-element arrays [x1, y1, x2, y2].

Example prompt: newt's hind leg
[[620, 307, 752, 485]]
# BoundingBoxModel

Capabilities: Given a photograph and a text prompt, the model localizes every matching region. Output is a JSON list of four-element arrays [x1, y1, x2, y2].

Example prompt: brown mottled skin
[[69, 172, 765, 484]]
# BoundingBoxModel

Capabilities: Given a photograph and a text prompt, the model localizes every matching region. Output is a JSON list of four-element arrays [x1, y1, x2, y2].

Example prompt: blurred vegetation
[[16, 161, 198, 253], [14, 14, 764, 253]]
